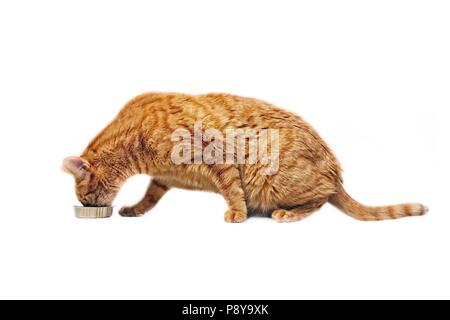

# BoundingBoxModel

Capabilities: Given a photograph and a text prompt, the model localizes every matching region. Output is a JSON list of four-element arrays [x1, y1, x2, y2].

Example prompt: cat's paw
[[119, 206, 146, 217], [271, 209, 304, 223], [224, 210, 247, 223]]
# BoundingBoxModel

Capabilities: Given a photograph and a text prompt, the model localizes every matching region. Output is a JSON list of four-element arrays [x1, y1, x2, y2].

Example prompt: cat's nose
[[81, 200, 92, 207]]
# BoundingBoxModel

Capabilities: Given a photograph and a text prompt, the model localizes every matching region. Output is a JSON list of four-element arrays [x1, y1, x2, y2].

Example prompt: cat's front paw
[[224, 210, 247, 223], [119, 206, 146, 217]]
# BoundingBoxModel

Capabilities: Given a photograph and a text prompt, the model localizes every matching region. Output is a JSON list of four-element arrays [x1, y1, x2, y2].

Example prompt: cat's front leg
[[211, 165, 247, 223], [119, 179, 170, 217]]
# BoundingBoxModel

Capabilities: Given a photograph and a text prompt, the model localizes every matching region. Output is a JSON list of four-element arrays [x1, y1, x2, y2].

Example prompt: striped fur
[[62, 92, 427, 223], [329, 184, 428, 221]]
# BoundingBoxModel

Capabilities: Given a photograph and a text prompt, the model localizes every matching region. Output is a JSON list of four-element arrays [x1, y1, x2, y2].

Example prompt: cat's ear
[[62, 156, 91, 179]]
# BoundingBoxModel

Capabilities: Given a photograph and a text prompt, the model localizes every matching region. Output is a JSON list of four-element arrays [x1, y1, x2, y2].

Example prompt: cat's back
[[118, 92, 308, 130]]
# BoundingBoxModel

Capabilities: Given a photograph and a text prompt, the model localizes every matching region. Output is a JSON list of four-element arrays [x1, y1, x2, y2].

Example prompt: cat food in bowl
[[74, 206, 113, 219]]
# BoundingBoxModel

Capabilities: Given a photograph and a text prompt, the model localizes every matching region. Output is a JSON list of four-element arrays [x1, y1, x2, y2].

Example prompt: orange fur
[[62, 92, 427, 222]]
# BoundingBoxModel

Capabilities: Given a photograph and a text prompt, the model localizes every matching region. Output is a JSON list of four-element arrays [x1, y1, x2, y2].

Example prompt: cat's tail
[[329, 183, 428, 221]]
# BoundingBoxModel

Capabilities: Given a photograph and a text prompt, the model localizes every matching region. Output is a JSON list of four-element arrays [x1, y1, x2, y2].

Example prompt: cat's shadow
[[247, 208, 271, 219]]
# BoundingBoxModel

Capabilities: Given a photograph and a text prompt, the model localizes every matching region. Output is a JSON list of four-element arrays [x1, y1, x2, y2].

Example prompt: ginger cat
[[62, 92, 427, 222]]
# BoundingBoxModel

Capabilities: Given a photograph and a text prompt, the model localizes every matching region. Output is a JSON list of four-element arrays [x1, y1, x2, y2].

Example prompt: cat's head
[[62, 156, 118, 207]]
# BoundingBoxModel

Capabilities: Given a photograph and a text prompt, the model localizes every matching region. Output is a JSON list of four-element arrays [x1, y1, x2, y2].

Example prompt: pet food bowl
[[74, 206, 113, 219]]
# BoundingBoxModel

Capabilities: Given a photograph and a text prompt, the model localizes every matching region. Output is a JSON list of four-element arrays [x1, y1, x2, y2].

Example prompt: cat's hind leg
[[272, 198, 326, 223], [210, 165, 248, 223], [119, 179, 170, 217]]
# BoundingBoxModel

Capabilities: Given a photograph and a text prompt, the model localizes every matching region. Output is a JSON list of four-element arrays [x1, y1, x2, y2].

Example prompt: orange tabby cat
[[62, 92, 427, 222]]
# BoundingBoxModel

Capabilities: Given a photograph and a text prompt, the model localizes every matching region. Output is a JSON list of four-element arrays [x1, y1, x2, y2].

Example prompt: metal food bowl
[[74, 206, 113, 219]]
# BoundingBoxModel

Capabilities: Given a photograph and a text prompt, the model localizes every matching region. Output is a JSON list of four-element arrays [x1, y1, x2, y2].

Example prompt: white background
[[0, 0, 448, 300]]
